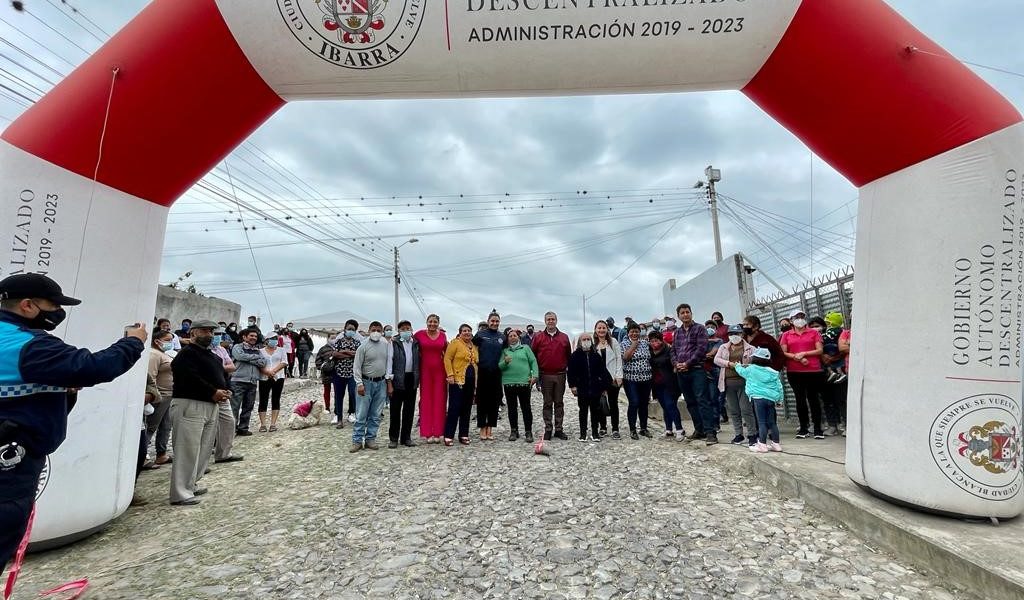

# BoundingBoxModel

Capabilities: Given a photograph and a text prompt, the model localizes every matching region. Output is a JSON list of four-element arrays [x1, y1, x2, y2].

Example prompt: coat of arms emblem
[[957, 421, 1020, 474], [318, 0, 386, 44]]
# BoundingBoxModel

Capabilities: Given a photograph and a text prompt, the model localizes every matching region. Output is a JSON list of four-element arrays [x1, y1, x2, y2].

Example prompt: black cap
[[0, 273, 81, 305]]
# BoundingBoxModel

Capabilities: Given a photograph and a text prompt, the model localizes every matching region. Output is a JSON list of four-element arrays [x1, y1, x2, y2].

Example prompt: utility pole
[[393, 246, 400, 328], [393, 238, 419, 327], [582, 294, 587, 333], [705, 165, 723, 264]]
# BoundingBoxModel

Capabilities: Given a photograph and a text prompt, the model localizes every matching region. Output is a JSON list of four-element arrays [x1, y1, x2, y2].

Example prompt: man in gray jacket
[[230, 328, 266, 436], [386, 320, 420, 448]]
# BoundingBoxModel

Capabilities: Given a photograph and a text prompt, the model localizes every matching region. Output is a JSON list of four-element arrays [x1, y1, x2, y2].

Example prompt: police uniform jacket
[[0, 310, 144, 456]]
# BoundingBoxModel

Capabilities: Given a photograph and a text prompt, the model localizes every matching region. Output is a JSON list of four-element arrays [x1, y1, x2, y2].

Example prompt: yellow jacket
[[444, 339, 478, 385]]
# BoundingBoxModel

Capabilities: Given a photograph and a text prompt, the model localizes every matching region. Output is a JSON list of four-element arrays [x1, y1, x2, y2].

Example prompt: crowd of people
[[143, 317, 319, 506], [298, 304, 851, 453], [10, 289, 854, 512], [141, 303, 852, 506]]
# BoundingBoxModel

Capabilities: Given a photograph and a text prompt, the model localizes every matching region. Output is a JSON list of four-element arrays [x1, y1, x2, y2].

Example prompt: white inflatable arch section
[[1, 0, 1022, 544]]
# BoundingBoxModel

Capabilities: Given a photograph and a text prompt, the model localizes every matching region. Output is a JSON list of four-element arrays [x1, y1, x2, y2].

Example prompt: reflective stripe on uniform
[[0, 384, 67, 399]]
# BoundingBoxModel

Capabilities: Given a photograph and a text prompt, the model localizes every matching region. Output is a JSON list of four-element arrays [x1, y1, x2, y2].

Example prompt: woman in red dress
[[415, 314, 448, 443]]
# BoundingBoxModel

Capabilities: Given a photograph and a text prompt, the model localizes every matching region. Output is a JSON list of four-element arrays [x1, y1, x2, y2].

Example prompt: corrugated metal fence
[[746, 267, 854, 420]]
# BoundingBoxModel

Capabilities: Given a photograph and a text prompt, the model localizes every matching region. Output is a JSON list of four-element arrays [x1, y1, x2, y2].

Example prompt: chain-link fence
[[745, 267, 854, 420]]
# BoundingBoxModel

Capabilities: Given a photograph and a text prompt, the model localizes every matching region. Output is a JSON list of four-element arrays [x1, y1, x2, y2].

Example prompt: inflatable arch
[[1, 0, 1022, 545]]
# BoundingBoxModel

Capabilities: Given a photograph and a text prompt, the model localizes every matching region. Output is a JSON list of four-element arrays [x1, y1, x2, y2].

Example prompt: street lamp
[[394, 238, 419, 327]]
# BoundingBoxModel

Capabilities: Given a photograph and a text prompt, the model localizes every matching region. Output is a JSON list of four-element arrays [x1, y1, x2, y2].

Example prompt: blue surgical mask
[[345, 330, 357, 339], [161, 342, 173, 352], [384, 329, 393, 337], [399, 331, 412, 342], [212, 335, 222, 344], [706, 327, 716, 336], [267, 340, 278, 348]]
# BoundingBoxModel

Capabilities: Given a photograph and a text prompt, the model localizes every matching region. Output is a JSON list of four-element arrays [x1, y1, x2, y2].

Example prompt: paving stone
[[14, 384, 977, 599]]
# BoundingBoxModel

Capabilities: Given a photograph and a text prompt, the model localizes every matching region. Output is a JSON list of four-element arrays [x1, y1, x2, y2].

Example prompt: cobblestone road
[[17, 384, 972, 599]]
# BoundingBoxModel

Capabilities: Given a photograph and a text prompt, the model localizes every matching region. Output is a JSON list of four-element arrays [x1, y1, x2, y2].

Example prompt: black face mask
[[780, 324, 793, 332], [192, 335, 214, 348], [742, 327, 754, 336], [29, 304, 67, 331]]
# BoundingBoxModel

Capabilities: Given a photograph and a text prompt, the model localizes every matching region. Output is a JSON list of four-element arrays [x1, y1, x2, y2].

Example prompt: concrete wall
[[662, 254, 756, 325], [154, 285, 241, 326]]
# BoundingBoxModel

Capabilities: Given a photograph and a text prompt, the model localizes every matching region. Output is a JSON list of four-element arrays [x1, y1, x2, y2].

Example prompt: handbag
[[599, 392, 611, 416]]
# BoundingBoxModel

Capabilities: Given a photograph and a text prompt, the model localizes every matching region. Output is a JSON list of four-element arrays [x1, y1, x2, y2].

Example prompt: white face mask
[[580, 340, 593, 351], [729, 335, 742, 345], [369, 331, 383, 342], [793, 318, 808, 329]]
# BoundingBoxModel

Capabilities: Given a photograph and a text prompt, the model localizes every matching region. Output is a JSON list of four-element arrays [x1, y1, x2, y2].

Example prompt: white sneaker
[[674, 431, 685, 441], [331, 415, 339, 424], [348, 414, 356, 423], [769, 441, 783, 452], [749, 442, 769, 453]]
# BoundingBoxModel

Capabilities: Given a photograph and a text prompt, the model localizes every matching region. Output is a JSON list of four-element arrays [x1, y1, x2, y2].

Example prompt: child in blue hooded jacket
[[734, 347, 784, 453]]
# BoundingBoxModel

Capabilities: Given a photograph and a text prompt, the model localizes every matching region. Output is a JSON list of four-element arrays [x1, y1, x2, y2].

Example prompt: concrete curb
[[716, 448, 1019, 600]]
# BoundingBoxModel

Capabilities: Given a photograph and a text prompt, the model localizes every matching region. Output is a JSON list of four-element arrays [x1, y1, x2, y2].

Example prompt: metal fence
[[745, 267, 854, 420]]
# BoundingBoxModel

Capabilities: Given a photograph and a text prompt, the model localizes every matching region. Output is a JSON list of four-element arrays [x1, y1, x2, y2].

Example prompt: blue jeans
[[353, 379, 388, 443], [332, 374, 357, 419], [677, 369, 717, 435], [752, 397, 780, 444], [623, 379, 650, 432], [653, 381, 682, 433], [704, 368, 725, 421]]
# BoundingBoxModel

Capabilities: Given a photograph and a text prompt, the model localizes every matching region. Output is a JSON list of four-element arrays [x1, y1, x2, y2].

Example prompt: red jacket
[[531, 329, 571, 374]]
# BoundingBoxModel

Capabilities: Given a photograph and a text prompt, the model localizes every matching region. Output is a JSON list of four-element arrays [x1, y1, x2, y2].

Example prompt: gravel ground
[[15, 383, 973, 599]]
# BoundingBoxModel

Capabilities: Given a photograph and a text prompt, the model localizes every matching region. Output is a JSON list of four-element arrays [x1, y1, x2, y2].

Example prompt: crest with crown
[[317, 0, 387, 44]]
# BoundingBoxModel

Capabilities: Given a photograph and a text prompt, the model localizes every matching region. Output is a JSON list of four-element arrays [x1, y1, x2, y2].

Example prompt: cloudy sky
[[2, 1, 1023, 332]]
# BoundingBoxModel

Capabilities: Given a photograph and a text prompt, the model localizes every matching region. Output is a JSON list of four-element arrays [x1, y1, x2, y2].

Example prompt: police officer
[[0, 273, 145, 570]]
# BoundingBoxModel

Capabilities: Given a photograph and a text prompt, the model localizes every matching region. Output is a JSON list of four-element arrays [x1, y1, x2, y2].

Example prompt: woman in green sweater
[[499, 329, 539, 442]]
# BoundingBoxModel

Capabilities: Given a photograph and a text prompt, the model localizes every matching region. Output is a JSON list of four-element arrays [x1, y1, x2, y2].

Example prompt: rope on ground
[[778, 450, 845, 466]]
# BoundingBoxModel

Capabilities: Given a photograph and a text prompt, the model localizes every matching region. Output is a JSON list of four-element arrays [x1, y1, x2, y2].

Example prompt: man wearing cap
[[168, 320, 232, 505], [0, 273, 146, 570]]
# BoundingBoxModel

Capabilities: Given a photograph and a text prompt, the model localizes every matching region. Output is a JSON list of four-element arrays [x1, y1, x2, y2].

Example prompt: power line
[[587, 211, 690, 301], [223, 160, 275, 323], [43, 0, 109, 43]]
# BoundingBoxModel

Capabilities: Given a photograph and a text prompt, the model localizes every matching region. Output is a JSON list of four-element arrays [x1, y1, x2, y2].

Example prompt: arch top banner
[[231, 0, 803, 98]]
